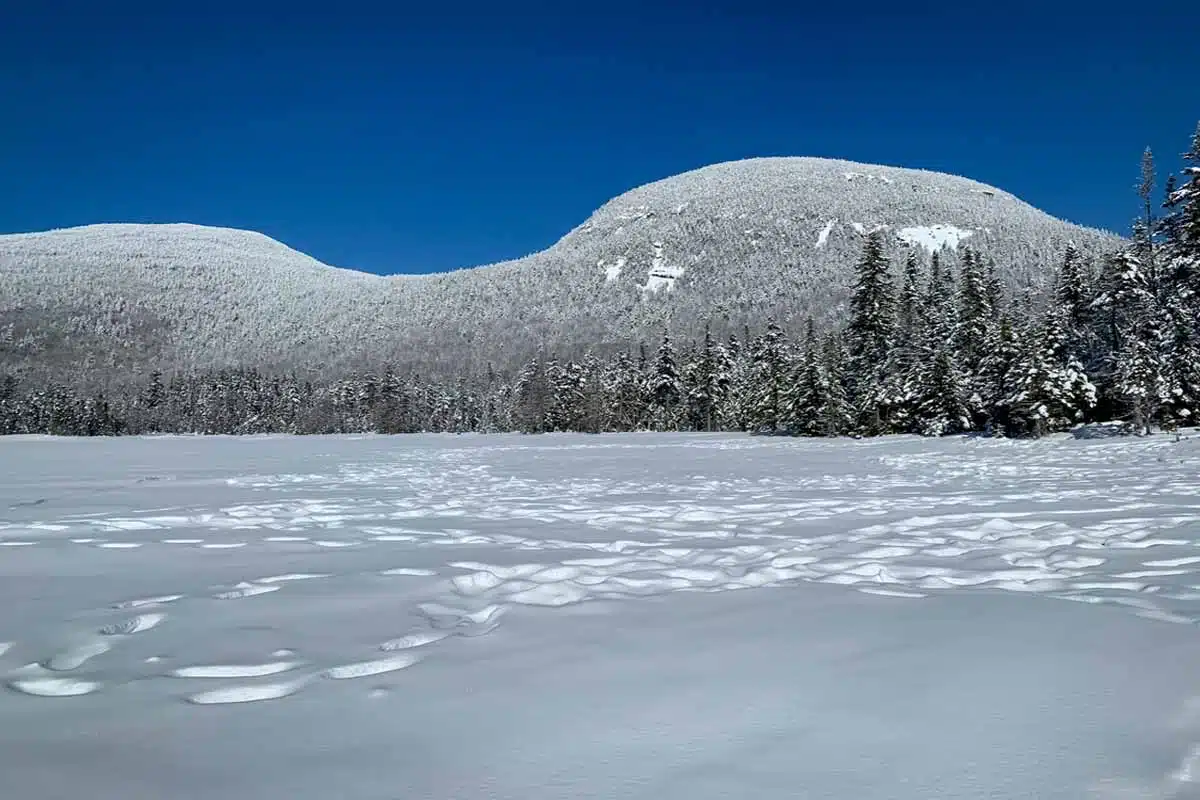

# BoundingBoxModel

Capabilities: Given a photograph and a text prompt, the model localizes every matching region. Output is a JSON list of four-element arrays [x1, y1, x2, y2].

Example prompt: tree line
[[3, 123, 1198, 439]]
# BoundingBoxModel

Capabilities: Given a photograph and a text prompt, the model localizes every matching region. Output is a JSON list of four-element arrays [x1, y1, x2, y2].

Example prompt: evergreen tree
[[1135, 148, 1159, 287], [977, 313, 1022, 435], [686, 325, 726, 432], [649, 331, 682, 429], [818, 331, 853, 436], [1164, 122, 1200, 264], [915, 348, 971, 436], [1055, 245, 1091, 339], [956, 248, 991, 370], [720, 333, 755, 431], [896, 251, 923, 344], [786, 319, 846, 436], [923, 251, 958, 348], [605, 351, 646, 431], [514, 355, 551, 433], [748, 319, 789, 432], [1006, 308, 1097, 437], [883, 252, 926, 433], [956, 248, 994, 424], [845, 232, 896, 433], [1092, 249, 1167, 430], [578, 351, 605, 433]]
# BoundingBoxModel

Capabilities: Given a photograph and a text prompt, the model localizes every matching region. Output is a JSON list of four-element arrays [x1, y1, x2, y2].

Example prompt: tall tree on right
[[1158, 123, 1200, 427], [1094, 251, 1166, 433], [1163, 123, 1200, 265]]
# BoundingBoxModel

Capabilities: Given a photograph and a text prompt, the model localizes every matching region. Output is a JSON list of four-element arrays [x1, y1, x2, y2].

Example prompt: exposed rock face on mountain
[[0, 157, 1121, 385]]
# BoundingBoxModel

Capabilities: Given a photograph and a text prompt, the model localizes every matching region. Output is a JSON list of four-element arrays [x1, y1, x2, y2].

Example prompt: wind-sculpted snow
[[4, 432, 1200, 798], [0, 158, 1121, 383]]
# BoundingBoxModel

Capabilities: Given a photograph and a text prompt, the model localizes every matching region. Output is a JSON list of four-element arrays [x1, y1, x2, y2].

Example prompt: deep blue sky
[[0, 1, 1195, 274]]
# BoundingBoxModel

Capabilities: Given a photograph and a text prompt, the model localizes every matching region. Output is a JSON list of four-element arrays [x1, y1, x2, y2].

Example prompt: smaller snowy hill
[[0, 159, 1123, 385]]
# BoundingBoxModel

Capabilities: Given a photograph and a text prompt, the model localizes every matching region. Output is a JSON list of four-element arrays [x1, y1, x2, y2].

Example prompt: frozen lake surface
[[4, 432, 1200, 798]]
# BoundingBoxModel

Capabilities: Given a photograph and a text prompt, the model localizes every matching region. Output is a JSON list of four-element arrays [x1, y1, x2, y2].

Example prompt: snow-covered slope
[[4, 433, 1200, 798], [0, 158, 1122, 383]]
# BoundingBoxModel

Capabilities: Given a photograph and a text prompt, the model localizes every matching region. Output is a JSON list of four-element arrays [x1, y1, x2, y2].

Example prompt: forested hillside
[[2, 125, 1197, 439]]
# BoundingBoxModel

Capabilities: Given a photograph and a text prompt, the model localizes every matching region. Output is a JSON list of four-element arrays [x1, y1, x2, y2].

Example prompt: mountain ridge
[[0, 156, 1124, 387]]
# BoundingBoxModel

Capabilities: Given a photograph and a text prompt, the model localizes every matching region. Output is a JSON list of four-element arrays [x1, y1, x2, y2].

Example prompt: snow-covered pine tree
[[906, 249, 971, 435], [897, 251, 923, 345], [1113, 315, 1168, 435], [786, 318, 846, 436], [546, 358, 588, 432], [1158, 123, 1200, 427], [923, 251, 958, 347], [1136, 148, 1159, 286], [1092, 249, 1167, 432], [649, 331, 682, 430], [748, 319, 790, 433], [719, 332, 755, 432], [883, 251, 925, 432], [1164, 123, 1200, 266], [685, 324, 726, 432], [578, 351, 605, 433], [845, 232, 896, 434], [956, 248, 991, 370], [604, 351, 645, 432], [1006, 306, 1097, 437], [513, 354, 551, 433], [955, 248, 994, 425], [818, 330, 853, 436], [977, 312, 1022, 435], [1054, 244, 1094, 364], [915, 347, 971, 436]]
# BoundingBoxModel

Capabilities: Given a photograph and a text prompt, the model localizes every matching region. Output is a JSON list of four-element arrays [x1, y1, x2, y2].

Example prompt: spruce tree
[[1006, 307, 1097, 437], [956, 248, 991, 371], [977, 313, 1022, 435], [846, 232, 896, 433], [896, 252, 923, 344], [650, 331, 682, 430], [915, 348, 971, 436], [787, 319, 846, 436], [749, 319, 789, 433], [1164, 122, 1200, 264], [514, 355, 550, 433], [686, 324, 725, 432], [1157, 126, 1200, 426]]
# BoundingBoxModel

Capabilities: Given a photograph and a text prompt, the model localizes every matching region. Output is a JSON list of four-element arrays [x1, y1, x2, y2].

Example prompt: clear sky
[[1, 1, 1195, 274]]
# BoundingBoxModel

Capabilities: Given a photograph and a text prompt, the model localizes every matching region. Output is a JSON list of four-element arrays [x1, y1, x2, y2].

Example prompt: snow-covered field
[[4, 432, 1200, 799]]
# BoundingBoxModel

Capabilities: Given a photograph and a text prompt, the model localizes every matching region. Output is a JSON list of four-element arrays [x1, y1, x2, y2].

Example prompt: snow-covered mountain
[[0, 157, 1122, 384]]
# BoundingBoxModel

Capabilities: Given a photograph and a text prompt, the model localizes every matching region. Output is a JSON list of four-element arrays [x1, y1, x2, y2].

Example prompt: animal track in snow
[[324, 653, 420, 679], [187, 681, 306, 705], [254, 573, 331, 584], [46, 640, 111, 671], [213, 582, 281, 600], [171, 661, 300, 679], [114, 594, 184, 609], [9, 676, 101, 697], [379, 631, 450, 651], [100, 612, 166, 635]]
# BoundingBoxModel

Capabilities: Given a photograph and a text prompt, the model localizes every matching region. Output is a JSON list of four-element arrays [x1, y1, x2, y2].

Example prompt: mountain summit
[[0, 158, 1121, 385]]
